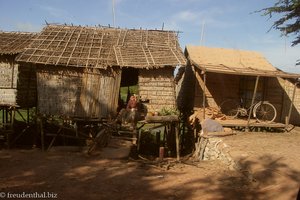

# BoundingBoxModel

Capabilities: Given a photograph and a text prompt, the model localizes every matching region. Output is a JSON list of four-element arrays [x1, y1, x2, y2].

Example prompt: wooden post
[[156, 130, 161, 148], [247, 76, 260, 130], [202, 72, 206, 120], [2, 107, 4, 124], [27, 108, 30, 124], [9, 107, 16, 148], [286, 81, 298, 127], [39, 117, 45, 151], [137, 129, 142, 152], [194, 68, 207, 120], [11, 107, 15, 127], [1, 107, 3, 124], [175, 122, 180, 161], [5, 107, 8, 124]]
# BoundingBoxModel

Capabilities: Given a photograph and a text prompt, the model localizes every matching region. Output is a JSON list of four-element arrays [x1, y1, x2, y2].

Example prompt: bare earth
[[1, 129, 300, 200]]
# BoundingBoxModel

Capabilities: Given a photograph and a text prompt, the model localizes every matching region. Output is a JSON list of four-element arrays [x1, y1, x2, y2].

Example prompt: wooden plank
[[175, 122, 180, 161], [218, 119, 286, 128]]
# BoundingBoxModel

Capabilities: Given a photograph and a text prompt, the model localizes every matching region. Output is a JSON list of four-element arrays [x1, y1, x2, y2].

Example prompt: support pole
[[193, 67, 207, 120], [202, 72, 206, 120], [39, 117, 45, 151], [11, 107, 15, 124], [247, 76, 260, 130], [2, 107, 4, 124], [11, 107, 15, 131], [175, 122, 180, 161], [286, 81, 298, 127], [5, 107, 8, 124], [27, 108, 30, 124]]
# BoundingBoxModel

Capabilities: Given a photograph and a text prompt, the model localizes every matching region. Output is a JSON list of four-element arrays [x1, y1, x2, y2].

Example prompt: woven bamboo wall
[[0, 55, 36, 107], [0, 56, 17, 105], [176, 65, 196, 113], [139, 67, 176, 113], [187, 71, 249, 109], [176, 66, 240, 112], [36, 65, 121, 119], [262, 77, 284, 122], [280, 78, 300, 125], [194, 71, 240, 109]]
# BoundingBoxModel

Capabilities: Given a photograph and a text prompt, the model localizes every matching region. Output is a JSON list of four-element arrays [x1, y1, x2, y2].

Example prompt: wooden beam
[[175, 122, 180, 161], [203, 72, 206, 119], [247, 76, 260, 129], [192, 62, 300, 79], [193, 67, 207, 119]]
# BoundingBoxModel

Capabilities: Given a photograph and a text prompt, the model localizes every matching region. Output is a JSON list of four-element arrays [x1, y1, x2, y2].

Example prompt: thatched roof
[[186, 45, 300, 78], [16, 24, 186, 69], [0, 31, 37, 55]]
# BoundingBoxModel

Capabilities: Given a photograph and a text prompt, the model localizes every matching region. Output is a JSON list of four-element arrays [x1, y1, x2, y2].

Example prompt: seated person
[[127, 94, 138, 110], [116, 94, 139, 128]]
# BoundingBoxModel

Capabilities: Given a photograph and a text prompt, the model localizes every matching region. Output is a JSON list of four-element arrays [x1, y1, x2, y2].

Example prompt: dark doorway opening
[[118, 68, 139, 111]]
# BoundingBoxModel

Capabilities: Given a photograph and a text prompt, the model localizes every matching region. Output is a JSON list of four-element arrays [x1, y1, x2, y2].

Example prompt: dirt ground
[[1, 128, 300, 200]]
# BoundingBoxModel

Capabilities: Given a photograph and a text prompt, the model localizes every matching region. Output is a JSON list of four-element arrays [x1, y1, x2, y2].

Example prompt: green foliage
[[0, 108, 37, 124], [258, 0, 300, 47], [159, 107, 179, 116], [119, 85, 138, 102]]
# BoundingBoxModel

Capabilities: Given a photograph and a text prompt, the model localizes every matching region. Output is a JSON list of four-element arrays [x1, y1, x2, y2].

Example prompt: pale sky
[[0, 0, 299, 73]]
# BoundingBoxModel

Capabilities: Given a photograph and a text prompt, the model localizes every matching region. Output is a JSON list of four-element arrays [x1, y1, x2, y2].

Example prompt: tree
[[258, 0, 300, 64], [259, 0, 300, 46]]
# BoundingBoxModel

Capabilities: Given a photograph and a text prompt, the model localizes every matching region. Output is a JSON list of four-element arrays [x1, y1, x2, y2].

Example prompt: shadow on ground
[[0, 146, 299, 200]]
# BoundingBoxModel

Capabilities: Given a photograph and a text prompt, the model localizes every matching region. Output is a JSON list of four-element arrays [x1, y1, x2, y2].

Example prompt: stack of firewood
[[189, 107, 226, 126]]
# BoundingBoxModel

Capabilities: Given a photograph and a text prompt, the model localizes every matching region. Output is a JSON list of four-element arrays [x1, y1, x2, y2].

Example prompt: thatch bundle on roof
[[0, 31, 37, 107]]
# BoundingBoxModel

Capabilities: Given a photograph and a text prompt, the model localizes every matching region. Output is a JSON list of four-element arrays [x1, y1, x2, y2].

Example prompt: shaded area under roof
[[0, 31, 37, 55], [16, 24, 186, 69], [185, 45, 300, 79]]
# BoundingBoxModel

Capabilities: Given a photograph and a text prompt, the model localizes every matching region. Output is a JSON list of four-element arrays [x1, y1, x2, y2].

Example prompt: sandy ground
[[0, 129, 300, 200]]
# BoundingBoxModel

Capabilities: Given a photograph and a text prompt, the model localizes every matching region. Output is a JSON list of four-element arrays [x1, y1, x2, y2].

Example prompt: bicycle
[[220, 98, 277, 123], [86, 121, 118, 154]]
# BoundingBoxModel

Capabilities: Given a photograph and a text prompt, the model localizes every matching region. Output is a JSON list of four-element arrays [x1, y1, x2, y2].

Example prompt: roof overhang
[[186, 45, 300, 79], [190, 61, 300, 79]]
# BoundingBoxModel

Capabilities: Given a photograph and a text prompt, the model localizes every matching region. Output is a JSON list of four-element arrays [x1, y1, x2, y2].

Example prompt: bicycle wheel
[[253, 101, 277, 123], [220, 99, 240, 118]]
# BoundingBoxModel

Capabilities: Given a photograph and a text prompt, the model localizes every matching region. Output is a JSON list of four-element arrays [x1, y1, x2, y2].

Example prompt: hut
[[0, 31, 37, 108], [178, 45, 300, 129], [16, 24, 186, 120], [0, 31, 37, 147]]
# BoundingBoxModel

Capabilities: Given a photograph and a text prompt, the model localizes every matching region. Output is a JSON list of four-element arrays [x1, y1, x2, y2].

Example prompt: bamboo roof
[[16, 24, 186, 69], [0, 31, 37, 55], [186, 45, 300, 78]]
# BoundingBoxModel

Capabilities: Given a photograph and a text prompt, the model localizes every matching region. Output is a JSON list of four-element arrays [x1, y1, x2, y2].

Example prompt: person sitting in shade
[[126, 94, 139, 129], [126, 94, 138, 111]]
